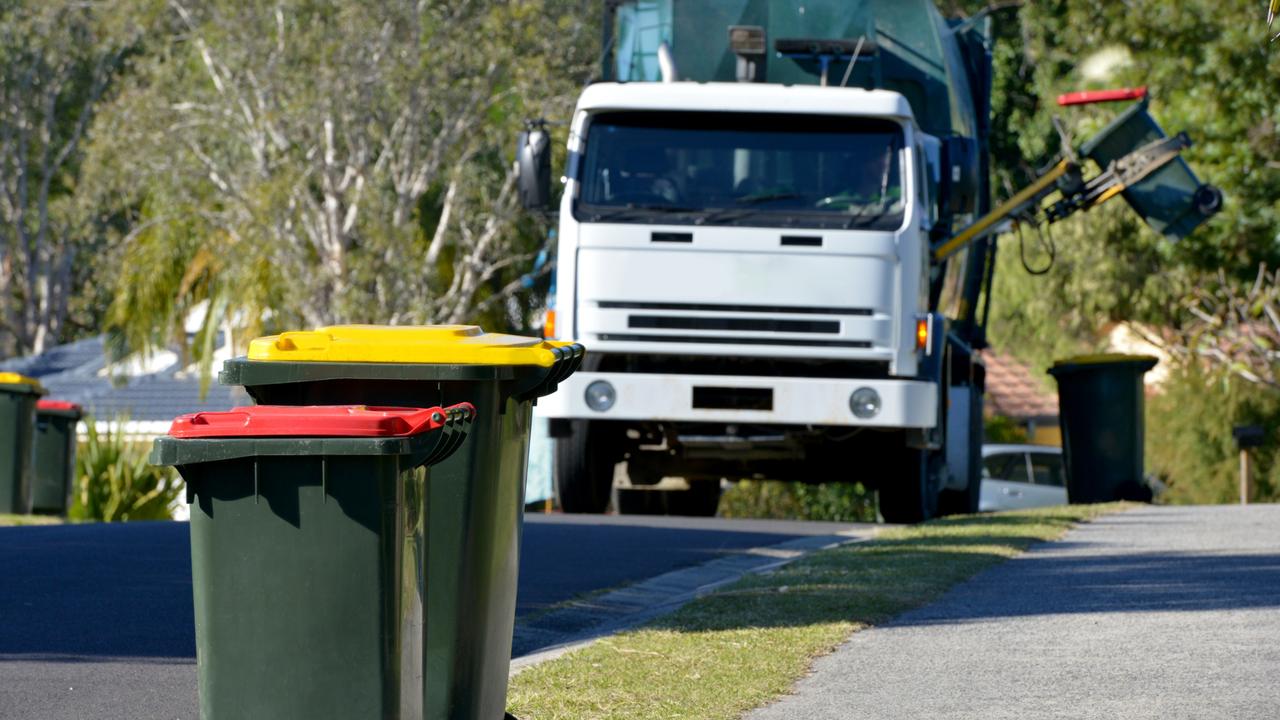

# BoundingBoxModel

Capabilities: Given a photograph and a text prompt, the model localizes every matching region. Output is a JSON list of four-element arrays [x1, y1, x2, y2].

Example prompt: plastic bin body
[[31, 401, 83, 514], [1081, 101, 1216, 240], [218, 326, 583, 720], [151, 405, 473, 720], [0, 373, 46, 514], [1048, 355, 1158, 504]]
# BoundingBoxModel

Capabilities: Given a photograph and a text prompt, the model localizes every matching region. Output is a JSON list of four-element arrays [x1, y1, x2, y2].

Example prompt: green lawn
[[0, 513, 62, 527], [508, 504, 1128, 720]]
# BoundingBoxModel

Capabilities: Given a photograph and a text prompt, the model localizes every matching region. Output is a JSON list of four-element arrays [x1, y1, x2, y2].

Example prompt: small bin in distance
[[151, 403, 474, 720], [31, 400, 83, 515], [0, 372, 47, 514], [1048, 354, 1158, 504]]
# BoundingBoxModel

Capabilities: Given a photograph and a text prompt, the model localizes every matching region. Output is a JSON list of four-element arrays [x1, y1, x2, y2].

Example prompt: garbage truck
[[517, 0, 1220, 522]]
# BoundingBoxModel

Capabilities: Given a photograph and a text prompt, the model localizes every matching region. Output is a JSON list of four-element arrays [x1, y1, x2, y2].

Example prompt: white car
[[979, 444, 1067, 512]]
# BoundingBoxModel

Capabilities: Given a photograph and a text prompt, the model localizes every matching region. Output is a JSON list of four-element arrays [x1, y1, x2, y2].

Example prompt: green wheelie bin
[[1048, 354, 1158, 504], [0, 372, 46, 514], [218, 325, 584, 720], [151, 403, 475, 720], [31, 400, 83, 515]]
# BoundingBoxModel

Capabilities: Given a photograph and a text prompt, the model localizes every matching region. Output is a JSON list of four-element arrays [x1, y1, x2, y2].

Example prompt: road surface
[[0, 513, 868, 719]]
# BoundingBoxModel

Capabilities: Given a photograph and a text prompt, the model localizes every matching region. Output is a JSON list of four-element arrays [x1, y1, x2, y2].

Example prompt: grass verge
[[507, 503, 1130, 719], [0, 513, 63, 527]]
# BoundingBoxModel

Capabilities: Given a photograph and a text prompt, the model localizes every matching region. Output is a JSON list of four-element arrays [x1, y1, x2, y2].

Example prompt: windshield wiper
[[583, 204, 702, 221], [736, 192, 802, 205], [843, 207, 899, 230]]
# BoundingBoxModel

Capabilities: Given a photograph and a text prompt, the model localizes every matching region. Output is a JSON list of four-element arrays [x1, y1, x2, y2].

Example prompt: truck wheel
[[938, 384, 984, 516], [554, 420, 617, 513], [878, 449, 942, 524]]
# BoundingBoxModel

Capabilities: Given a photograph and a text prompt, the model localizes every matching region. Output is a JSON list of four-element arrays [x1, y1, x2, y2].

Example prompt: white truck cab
[[538, 82, 977, 520]]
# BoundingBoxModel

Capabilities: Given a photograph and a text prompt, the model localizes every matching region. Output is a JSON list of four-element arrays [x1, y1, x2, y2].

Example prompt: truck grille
[[597, 334, 871, 348], [599, 301, 872, 316], [628, 315, 839, 334]]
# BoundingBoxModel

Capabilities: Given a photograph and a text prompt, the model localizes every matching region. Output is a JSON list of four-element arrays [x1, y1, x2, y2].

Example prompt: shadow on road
[[0, 523, 195, 661], [642, 508, 1280, 637], [892, 546, 1280, 626]]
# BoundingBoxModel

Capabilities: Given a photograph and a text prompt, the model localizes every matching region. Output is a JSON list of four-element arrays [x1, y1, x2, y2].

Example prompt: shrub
[[985, 414, 1029, 443], [71, 417, 183, 522], [1146, 363, 1280, 504], [719, 480, 876, 522]]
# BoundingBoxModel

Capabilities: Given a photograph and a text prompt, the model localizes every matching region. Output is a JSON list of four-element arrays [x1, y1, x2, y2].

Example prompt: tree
[[941, 1, 1280, 377], [0, 3, 131, 357], [88, 0, 597, 370]]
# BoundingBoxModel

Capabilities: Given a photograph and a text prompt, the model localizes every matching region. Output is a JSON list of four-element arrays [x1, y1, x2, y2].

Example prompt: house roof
[[0, 335, 246, 423], [981, 350, 1059, 420]]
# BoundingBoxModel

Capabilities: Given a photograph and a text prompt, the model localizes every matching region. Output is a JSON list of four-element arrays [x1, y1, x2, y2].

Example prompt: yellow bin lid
[[247, 325, 573, 367], [0, 372, 45, 392]]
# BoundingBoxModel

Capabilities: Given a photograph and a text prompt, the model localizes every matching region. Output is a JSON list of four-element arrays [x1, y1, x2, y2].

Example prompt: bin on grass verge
[[218, 325, 584, 720], [0, 372, 46, 514], [1048, 354, 1158, 504], [151, 403, 475, 720], [31, 400, 83, 515]]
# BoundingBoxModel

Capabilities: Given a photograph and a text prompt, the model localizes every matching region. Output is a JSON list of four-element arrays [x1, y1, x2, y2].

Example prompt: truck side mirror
[[942, 135, 980, 215], [517, 123, 552, 211]]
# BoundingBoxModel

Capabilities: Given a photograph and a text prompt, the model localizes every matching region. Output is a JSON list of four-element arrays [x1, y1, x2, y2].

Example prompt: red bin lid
[[166, 404, 473, 439], [37, 399, 82, 412]]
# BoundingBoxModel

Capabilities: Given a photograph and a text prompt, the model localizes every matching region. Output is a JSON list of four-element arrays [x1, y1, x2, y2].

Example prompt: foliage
[[947, 2, 1280, 377], [70, 417, 182, 522], [0, 3, 138, 357], [719, 480, 876, 523], [1146, 363, 1280, 505], [78, 0, 597, 378], [984, 414, 1029, 444], [1173, 264, 1280, 387]]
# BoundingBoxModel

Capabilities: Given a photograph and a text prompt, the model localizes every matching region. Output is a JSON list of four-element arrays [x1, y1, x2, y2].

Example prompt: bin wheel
[[938, 384, 984, 517], [878, 449, 943, 524], [554, 420, 617, 513]]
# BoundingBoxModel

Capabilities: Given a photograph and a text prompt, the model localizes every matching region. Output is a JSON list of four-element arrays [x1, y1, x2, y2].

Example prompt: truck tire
[[938, 384, 984, 516], [554, 420, 617, 513], [878, 449, 942, 524]]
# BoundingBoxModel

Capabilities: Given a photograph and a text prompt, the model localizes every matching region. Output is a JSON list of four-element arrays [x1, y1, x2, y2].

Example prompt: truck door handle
[[1002, 487, 1022, 497]]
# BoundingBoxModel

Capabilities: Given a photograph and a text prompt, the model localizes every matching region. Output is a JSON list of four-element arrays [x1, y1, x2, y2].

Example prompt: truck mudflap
[[540, 372, 938, 428]]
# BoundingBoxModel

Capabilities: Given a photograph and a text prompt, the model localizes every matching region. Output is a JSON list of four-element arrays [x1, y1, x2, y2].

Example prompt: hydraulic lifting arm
[[933, 89, 1220, 264]]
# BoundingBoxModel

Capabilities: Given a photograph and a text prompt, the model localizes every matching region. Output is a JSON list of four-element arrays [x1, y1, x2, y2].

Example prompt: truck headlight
[[849, 387, 881, 419], [585, 381, 616, 412]]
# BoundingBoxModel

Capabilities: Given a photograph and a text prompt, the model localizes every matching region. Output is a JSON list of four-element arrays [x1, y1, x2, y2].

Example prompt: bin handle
[[410, 402, 476, 469], [513, 343, 586, 402]]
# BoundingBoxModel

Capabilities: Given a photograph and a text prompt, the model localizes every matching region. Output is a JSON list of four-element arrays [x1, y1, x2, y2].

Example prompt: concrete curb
[[509, 529, 873, 675]]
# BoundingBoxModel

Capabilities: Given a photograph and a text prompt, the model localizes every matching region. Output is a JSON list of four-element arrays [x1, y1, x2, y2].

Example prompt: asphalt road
[[0, 513, 866, 719], [748, 505, 1280, 720]]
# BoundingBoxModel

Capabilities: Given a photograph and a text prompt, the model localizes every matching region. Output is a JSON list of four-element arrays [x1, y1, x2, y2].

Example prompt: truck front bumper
[[540, 372, 938, 429]]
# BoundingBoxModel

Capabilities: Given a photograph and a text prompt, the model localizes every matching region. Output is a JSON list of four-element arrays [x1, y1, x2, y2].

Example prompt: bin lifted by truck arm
[[934, 86, 1223, 264]]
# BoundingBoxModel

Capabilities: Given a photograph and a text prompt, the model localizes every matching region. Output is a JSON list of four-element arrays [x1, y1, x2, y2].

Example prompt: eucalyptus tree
[[0, 2, 133, 356], [92, 0, 595, 369]]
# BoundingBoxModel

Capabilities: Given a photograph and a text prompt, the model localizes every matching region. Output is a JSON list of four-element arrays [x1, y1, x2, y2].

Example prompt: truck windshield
[[576, 111, 906, 230]]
